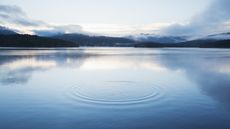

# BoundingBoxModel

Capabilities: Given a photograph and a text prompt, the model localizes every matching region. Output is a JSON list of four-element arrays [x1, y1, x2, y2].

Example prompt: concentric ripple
[[67, 81, 165, 105]]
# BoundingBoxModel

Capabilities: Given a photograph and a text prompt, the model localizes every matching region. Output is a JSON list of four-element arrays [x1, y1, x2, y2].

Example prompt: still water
[[0, 47, 230, 129]]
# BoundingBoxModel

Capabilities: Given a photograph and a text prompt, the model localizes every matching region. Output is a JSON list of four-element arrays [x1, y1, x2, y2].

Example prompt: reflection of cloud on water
[[157, 51, 230, 109], [139, 61, 167, 71], [191, 69, 230, 108], [0, 57, 58, 85], [0, 48, 229, 110], [2, 58, 56, 70], [0, 48, 169, 86], [0, 69, 30, 85], [216, 62, 230, 74], [79, 56, 167, 71], [0, 50, 86, 85]]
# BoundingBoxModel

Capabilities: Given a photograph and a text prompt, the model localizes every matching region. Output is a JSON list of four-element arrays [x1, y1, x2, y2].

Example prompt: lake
[[0, 47, 230, 129]]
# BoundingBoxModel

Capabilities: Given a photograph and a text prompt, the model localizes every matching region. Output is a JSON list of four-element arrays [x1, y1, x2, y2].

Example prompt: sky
[[0, 0, 230, 36]]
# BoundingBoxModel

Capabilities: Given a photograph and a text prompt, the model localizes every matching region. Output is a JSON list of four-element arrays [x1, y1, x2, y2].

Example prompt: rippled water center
[[0, 47, 230, 129]]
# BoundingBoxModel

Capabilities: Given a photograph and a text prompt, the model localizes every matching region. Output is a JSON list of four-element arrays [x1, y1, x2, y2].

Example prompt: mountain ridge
[[0, 26, 18, 35], [52, 33, 135, 46], [0, 34, 79, 47], [0, 25, 230, 48]]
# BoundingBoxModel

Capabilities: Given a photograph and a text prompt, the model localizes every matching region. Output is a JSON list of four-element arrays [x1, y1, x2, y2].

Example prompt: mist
[[161, 0, 230, 36], [0, 4, 84, 35], [0, 4, 44, 27]]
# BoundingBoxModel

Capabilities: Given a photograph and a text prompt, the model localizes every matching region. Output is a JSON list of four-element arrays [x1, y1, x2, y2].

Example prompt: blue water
[[0, 47, 230, 129]]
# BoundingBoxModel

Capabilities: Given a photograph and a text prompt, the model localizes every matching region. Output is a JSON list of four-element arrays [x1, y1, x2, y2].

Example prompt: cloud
[[33, 25, 84, 36], [0, 4, 45, 27], [0, 4, 84, 35], [4, 1, 230, 36], [161, 0, 230, 36]]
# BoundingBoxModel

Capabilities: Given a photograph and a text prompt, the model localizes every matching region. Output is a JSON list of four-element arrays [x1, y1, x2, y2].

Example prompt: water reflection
[[0, 48, 230, 105], [0, 48, 230, 129], [0, 48, 230, 106], [157, 50, 230, 108], [0, 50, 86, 85]]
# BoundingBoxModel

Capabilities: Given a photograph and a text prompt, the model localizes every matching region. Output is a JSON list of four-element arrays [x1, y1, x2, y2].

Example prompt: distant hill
[[0, 26, 17, 35], [180, 39, 230, 48], [205, 32, 230, 40], [1, 25, 229, 48], [0, 34, 79, 47], [53, 33, 135, 46], [127, 34, 187, 43], [135, 39, 230, 48]]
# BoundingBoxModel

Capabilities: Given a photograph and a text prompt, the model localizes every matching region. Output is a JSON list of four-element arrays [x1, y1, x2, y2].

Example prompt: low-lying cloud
[[161, 0, 230, 36], [33, 25, 84, 36], [0, 4, 45, 27], [0, 4, 83, 35]]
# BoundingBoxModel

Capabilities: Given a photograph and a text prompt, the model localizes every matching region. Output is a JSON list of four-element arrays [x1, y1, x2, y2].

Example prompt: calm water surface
[[0, 47, 230, 129]]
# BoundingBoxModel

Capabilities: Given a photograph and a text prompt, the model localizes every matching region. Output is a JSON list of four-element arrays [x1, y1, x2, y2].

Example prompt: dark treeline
[[0, 34, 79, 47], [0, 26, 17, 35], [53, 34, 135, 46], [134, 40, 230, 48], [0, 33, 229, 48]]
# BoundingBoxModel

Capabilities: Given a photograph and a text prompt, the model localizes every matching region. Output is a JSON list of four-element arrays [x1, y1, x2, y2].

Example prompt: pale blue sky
[[1, 0, 211, 25]]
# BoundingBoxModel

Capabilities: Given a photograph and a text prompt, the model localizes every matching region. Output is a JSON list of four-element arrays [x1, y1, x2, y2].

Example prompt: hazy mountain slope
[[204, 33, 230, 40], [0, 34, 79, 47], [127, 34, 187, 43], [53, 33, 135, 46], [135, 39, 230, 48], [0, 26, 17, 35]]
